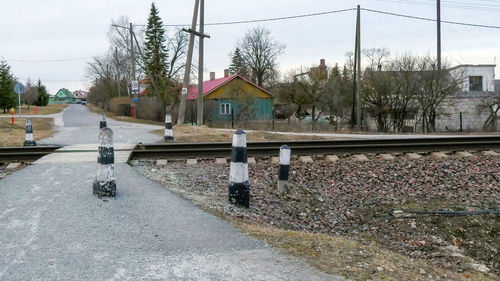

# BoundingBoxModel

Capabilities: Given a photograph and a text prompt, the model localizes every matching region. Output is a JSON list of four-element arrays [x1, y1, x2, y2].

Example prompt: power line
[[134, 8, 357, 27], [6, 57, 93, 63], [376, 0, 500, 12], [132, 6, 500, 30], [361, 8, 500, 29]]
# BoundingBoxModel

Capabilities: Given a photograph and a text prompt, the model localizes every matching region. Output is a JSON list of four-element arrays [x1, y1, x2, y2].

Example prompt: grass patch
[[237, 223, 489, 281], [151, 125, 338, 142], [0, 104, 67, 115], [0, 118, 54, 146]]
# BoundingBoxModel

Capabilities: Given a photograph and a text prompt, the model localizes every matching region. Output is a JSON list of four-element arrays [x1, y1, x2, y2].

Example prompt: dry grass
[[0, 118, 54, 147], [151, 125, 339, 142], [0, 104, 67, 115], [237, 223, 490, 281]]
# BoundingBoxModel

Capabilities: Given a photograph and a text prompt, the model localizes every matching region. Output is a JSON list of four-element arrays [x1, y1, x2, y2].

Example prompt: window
[[220, 103, 231, 115], [469, 76, 483, 91]]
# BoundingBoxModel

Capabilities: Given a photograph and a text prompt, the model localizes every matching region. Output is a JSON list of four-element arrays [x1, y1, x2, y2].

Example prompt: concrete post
[[93, 127, 116, 197], [99, 112, 107, 129], [164, 114, 174, 141], [23, 118, 36, 146], [228, 129, 250, 208], [278, 145, 291, 194]]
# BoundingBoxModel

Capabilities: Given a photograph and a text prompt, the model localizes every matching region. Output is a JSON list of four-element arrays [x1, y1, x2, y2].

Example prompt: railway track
[[0, 146, 63, 161], [131, 136, 500, 159], [1, 136, 499, 162]]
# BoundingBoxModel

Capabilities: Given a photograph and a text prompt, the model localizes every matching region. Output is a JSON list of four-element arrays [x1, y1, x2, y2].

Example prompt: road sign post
[[14, 82, 25, 117], [130, 80, 139, 118]]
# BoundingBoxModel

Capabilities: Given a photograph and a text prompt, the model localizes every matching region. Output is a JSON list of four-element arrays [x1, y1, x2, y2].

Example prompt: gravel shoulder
[[135, 153, 500, 280]]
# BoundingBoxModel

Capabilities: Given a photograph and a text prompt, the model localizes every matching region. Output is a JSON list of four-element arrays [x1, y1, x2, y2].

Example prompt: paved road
[[0, 105, 339, 280], [0, 163, 336, 280], [38, 105, 163, 145]]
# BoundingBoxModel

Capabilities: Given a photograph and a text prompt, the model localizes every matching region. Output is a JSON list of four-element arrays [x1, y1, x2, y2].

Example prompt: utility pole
[[197, 0, 205, 126], [351, 9, 359, 129], [130, 23, 136, 84], [437, 0, 441, 70], [355, 5, 362, 131], [115, 47, 121, 97], [177, 0, 200, 125], [177, 0, 209, 125], [130, 22, 136, 117]]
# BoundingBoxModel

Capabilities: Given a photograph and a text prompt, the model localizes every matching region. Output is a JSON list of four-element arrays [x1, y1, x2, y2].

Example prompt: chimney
[[224, 69, 229, 78], [210, 72, 215, 80]]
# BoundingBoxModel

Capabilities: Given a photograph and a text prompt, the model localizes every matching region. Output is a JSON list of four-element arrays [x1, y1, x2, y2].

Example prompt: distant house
[[49, 88, 75, 104], [187, 70, 274, 122], [73, 90, 88, 100]]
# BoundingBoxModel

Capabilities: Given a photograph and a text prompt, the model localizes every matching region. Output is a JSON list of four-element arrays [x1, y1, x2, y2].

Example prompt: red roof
[[187, 74, 272, 100]]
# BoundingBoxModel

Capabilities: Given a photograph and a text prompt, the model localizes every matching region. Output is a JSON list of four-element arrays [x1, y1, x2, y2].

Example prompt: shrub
[[109, 97, 131, 116]]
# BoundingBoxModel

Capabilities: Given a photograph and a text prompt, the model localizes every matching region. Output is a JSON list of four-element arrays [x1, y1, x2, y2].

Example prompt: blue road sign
[[14, 82, 25, 94], [133, 97, 138, 102]]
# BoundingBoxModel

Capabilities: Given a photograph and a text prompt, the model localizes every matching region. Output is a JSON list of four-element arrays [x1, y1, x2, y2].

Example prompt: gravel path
[[0, 162, 338, 280], [38, 105, 162, 145]]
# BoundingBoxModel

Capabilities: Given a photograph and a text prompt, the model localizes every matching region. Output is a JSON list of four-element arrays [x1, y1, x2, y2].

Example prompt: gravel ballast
[[135, 153, 500, 278]]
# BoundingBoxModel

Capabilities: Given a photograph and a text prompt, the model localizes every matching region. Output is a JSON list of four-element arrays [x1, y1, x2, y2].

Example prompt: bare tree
[[167, 30, 189, 80], [22, 79, 39, 109], [418, 57, 462, 132], [477, 92, 500, 131], [237, 27, 285, 87], [387, 55, 422, 132]]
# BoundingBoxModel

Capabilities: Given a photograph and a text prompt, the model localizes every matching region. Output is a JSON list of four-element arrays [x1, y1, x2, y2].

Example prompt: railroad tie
[[23, 118, 36, 147], [93, 127, 117, 198], [228, 129, 250, 208]]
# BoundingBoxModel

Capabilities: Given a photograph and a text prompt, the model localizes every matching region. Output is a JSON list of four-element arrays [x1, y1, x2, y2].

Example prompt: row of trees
[[0, 60, 49, 113], [272, 49, 464, 132]]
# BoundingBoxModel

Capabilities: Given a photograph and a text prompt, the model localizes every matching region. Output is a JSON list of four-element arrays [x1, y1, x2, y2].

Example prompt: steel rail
[[135, 135, 500, 150], [131, 136, 500, 159], [0, 146, 63, 161]]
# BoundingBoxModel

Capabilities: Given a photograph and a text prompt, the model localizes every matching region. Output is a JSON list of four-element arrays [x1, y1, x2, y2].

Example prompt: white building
[[450, 64, 496, 92], [436, 64, 498, 132]]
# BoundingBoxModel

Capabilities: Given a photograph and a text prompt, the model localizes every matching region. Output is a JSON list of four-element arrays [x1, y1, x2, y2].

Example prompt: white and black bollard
[[99, 112, 107, 129], [23, 118, 36, 146], [164, 114, 174, 141], [93, 127, 116, 197], [278, 145, 291, 194], [228, 129, 250, 208]]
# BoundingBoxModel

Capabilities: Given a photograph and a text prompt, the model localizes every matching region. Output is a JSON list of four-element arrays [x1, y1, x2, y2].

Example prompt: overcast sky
[[1, 0, 499, 94]]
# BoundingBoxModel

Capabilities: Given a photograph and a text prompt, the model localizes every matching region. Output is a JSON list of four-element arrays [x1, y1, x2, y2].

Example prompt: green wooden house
[[49, 88, 75, 104], [187, 73, 274, 122]]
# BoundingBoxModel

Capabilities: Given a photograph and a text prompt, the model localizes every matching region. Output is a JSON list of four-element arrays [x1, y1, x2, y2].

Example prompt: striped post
[[99, 112, 107, 129], [278, 145, 291, 194], [23, 118, 36, 146], [93, 127, 116, 197], [164, 114, 174, 141], [228, 129, 250, 208]]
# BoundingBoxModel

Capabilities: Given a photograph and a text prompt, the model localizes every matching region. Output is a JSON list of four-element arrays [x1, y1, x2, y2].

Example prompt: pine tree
[[229, 48, 249, 77], [144, 3, 169, 102], [36, 79, 50, 106], [0, 60, 16, 113]]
